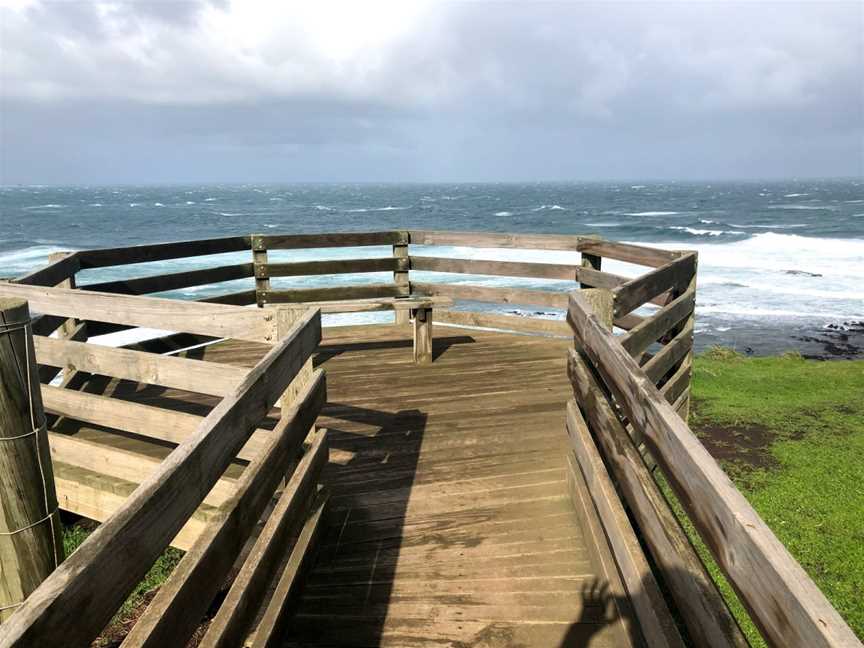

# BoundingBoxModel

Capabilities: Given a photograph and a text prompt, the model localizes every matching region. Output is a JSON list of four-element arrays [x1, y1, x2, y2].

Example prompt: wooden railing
[[0, 281, 326, 647], [565, 289, 861, 648]]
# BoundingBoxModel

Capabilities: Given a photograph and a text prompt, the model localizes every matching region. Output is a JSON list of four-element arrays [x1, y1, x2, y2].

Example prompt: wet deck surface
[[294, 324, 634, 647]]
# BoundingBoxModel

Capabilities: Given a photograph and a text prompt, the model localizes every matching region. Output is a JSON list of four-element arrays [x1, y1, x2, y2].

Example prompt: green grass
[[62, 522, 183, 632], [679, 350, 864, 645]]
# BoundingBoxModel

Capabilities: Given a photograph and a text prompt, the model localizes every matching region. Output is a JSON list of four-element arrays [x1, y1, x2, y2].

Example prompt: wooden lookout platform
[[0, 231, 858, 648]]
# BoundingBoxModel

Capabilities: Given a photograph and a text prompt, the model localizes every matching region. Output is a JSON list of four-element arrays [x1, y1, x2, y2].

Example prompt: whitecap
[[204, 197, 217, 202], [89, 203, 103, 207], [154, 202, 165, 207], [630, 185, 646, 189], [185, 201, 196, 205], [668, 226, 745, 236], [23, 204, 63, 210], [584, 222, 622, 227], [622, 211, 680, 217], [784, 193, 809, 198], [494, 211, 513, 217], [767, 204, 833, 211]]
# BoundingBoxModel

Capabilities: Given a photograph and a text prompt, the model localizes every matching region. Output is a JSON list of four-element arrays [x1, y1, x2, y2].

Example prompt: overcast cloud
[[1, 0, 862, 184]]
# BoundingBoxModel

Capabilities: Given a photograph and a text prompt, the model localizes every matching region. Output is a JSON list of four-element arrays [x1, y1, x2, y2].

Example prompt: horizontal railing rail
[[565, 289, 861, 648], [0, 307, 324, 646]]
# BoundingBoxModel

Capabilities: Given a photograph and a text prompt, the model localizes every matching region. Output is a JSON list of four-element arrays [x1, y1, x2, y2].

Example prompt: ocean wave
[[531, 204, 567, 212], [727, 223, 807, 229], [154, 202, 165, 207], [23, 204, 63, 210], [668, 226, 745, 236], [185, 201, 196, 205], [697, 305, 854, 319], [784, 193, 809, 197], [315, 205, 334, 211], [767, 204, 834, 211], [494, 211, 513, 217], [345, 206, 408, 213], [218, 212, 246, 216], [622, 211, 680, 217], [584, 222, 622, 227]]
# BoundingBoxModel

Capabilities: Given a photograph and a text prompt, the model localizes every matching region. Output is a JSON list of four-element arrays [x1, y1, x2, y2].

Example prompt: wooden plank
[[0, 308, 321, 646], [200, 431, 328, 648], [122, 374, 326, 648], [643, 319, 694, 384], [393, 242, 410, 324], [613, 254, 697, 318], [660, 357, 692, 406], [567, 352, 748, 648], [273, 296, 451, 315], [577, 239, 684, 268], [567, 291, 861, 648], [413, 282, 568, 309], [249, 492, 328, 648], [264, 258, 402, 277], [42, 378, 264, 463], [621, 288, 696, 357], [261, 284, 404, 305], [0, 284, 277, 343], [48, 433, 237, 509], [81, 263, 254, 296], [410, 255, 577, 280], [253, 231, 407, 250], [409, 230, 586, 250], [13, 252, 80, 287], [52, 462, 209, 552], [34, 336, 247, 397], [201, 289, 257, 306], [566, 400, 685, 648], [436, 310, 571, 336], [75, 236, 251, 269]]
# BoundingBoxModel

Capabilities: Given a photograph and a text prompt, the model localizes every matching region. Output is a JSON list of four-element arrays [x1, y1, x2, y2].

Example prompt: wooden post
[[392, 237, 410, 325], [0, 298, 64, 622], [45, 252, 87, 388], [578, 288, 613, 332], [413, 307, 432, 364], [276, 307, 313, 410], [579, 235, 602, 289], [251, 235, 271, 308]]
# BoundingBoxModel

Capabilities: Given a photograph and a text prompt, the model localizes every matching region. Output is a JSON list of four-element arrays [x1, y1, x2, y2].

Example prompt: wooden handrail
[[76, 236, 251, 269], [0, 308, 322, 646], [567, 289, 861, 648]]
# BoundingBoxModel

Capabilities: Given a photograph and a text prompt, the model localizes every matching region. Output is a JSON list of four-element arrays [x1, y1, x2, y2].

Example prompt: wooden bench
[[273, 295, 453, 364]]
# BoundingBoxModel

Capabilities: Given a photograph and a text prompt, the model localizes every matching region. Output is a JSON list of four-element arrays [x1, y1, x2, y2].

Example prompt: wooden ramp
[[293, 324, 640, 647]]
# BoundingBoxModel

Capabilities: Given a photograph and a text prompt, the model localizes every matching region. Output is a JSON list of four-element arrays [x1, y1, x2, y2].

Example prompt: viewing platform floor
[[60, 324, 646, 647]]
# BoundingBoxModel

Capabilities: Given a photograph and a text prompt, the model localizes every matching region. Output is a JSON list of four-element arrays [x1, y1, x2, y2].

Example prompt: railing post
[[46, 252, 87, 386], [251, 235, 270, 308], [275, 307, 314, 410], [0, 298, 64, 622], [673, 258, 697, 422], [579, 235, 602, 289], [393, 231, 410, 324], [576, 288, 613, 332]]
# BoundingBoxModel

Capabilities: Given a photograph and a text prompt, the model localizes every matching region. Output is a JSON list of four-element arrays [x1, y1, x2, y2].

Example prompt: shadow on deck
[[286, 324, 639, 647]]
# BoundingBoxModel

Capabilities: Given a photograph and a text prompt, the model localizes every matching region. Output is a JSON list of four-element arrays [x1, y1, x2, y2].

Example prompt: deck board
[[292, 324, 639, 647]]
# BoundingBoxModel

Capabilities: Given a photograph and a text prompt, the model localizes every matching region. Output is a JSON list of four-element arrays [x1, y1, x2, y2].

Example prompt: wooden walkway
[[54, 323, 642, 646], [295, 324, 637, 647]]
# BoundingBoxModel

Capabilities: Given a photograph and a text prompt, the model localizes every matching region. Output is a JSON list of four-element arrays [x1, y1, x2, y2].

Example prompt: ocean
[[1, 179, 862, 357]]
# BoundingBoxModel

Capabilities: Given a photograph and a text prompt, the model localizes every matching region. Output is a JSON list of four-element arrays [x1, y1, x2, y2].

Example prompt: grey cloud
[[1, 1, 861, 183]]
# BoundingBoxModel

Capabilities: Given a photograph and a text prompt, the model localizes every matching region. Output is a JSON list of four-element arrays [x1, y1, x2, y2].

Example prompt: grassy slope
[[684, 351, 864, 645]]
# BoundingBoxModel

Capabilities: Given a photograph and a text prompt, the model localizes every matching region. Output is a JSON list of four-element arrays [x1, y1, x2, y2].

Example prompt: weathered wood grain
[[81, 263, 254, 296], [264, 258, 403, 277], [75, 236, 251, 269], [200, 430, 327, 648], [577, 239, 683, 268], [261, 284, 404, 304], [253, 231, 407, 250], [0, 283, 276, 343], [408, 230, 585, 250], [0, 308, 320, 646], [566, 400, 685, 648], [13, 253, 81, 287], [122, 373, 325, 648], [567, 291, 860, 648], [621, 288, 695, 357], [612, 254, 696, 318], [567, 351, 748, 648]]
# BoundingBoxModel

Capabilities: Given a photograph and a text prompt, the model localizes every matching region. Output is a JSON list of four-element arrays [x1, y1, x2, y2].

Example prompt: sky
[[0, 0, 862, 184]]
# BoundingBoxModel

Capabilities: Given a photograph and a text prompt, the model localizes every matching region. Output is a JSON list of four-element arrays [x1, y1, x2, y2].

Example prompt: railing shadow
[[286, 401, 428, 645]]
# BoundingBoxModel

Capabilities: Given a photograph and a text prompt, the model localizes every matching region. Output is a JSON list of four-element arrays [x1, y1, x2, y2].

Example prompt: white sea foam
[[89, 203, 102, 207], [494, 211, 513, 217], [346, 206, 408, 213], [727, 223, 807, 229], [622, 211, 680, 216], [532, 204, 566, 212], [668, 226, 745, 236], [767, 204, 834, 211], [154, 202, 165, 207], [784, 193, 809, 197], [185, 201, 196, 205], [315, 205, 334, 211], [584, 222, 622, 227], [24, 204, 63, 210]]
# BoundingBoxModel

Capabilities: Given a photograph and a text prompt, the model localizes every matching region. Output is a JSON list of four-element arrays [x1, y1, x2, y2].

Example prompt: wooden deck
[[209, 323, 641, 647]]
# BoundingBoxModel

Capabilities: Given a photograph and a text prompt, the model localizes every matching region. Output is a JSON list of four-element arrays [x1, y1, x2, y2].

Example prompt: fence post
[[251, 235, 270, 308], [579, 235, 602, 289], [0, 298, 64, 622], [393, 232, 410, 324]]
